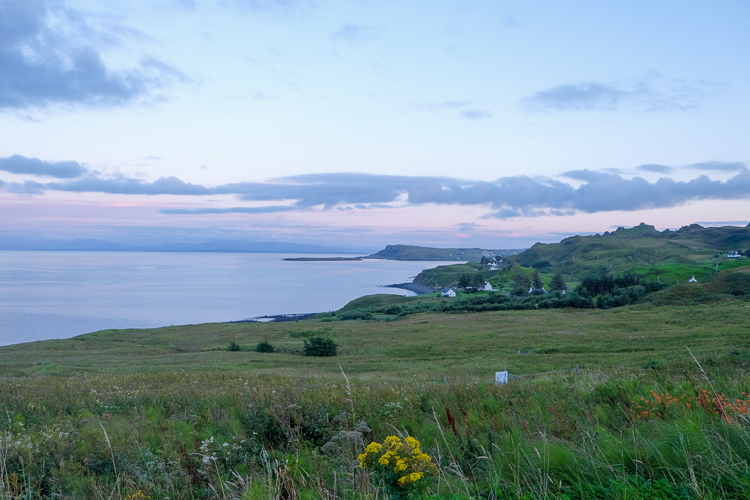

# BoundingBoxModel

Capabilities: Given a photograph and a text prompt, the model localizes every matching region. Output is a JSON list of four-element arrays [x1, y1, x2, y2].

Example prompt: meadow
[[1, 296, 750, 499]]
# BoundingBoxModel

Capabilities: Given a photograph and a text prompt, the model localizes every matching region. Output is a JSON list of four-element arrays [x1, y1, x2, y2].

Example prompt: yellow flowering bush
[[358, 436, 437, 499]]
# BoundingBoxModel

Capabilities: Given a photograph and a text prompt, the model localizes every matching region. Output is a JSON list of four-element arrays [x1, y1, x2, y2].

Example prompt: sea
[[0, 251, 458, 347]]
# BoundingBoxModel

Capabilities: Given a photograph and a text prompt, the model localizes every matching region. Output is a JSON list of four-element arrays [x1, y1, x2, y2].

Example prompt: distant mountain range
[[0, 238, 528, 259], [0, 237, 371, 255]]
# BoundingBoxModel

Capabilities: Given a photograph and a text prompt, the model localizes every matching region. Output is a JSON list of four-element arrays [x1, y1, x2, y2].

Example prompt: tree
[[227, 341, 241, 352], [511, 272, 531, 295], [472, 273, 485, 290], [513, 272, 530, 289], [550, 272, 566, 292], [531, 270, 544, 290], [457, 273, 474, 289]]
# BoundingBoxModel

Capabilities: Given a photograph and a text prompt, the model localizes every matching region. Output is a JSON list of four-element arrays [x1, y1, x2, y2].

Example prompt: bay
[[0, 251, 456, 346]]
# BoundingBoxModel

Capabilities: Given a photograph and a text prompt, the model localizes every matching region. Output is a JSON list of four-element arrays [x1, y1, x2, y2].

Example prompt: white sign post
[[495, 371, 508, 385]]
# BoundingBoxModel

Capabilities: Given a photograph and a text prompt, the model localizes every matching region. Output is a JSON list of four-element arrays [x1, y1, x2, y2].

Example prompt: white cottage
[[687, 276, 698, 283], [483, 282, 494, 291], [441, 287, 456, 297]]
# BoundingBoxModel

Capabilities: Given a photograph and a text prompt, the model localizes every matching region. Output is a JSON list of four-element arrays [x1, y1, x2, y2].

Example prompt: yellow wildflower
[[405, 436, 420, 450], [364, 442, 382, 454], [384, 436, 401, 448], [378, 451, 394, 466]]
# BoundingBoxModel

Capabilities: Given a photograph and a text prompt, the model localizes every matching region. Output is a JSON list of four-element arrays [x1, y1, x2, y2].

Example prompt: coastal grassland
[[2, 302, 750, 499], [2, 301, 750, 378]]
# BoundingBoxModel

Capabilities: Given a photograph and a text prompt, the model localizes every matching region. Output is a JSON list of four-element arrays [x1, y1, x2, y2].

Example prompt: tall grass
[[2, 364, 749, 498]]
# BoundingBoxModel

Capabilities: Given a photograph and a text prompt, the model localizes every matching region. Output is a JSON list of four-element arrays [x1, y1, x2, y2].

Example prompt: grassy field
[[2, 300, 750, 499]]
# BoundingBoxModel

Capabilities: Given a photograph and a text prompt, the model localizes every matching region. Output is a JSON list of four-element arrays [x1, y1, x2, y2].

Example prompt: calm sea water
[[0, 251, 456, 346]]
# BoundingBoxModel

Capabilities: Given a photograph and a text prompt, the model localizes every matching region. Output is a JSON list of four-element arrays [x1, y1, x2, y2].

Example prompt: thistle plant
[[358, 436, 436, 500]]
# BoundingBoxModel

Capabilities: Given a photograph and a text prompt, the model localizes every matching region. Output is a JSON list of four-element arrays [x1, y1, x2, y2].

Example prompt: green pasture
[[2, 298, 750, 499], [2, 301, 749, 379]]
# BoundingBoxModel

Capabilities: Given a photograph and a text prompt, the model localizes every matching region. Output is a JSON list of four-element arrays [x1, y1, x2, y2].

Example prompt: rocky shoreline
[[383, 283, 436, 295], [232, 313, 321, 323], [229, 283, 435, 324]]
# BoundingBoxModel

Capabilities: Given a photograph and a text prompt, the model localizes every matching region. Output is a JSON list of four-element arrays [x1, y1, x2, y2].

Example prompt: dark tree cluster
[[579, 271, 642, 296], [458, 273, 485, 291]]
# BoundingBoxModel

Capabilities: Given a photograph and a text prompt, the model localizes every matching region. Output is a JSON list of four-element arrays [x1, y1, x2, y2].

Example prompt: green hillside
[[368, 244, 522, 261], [510, 222, 750, 281], [411, 223, 750, 292]]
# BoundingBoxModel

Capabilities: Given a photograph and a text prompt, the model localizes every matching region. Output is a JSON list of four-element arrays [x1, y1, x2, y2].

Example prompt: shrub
[[339, 310, 373, 321], [358, 436, 437, 500], [256, 340, 274, 353], [303, 336, 337, 357], [227, 340, 241, 352]]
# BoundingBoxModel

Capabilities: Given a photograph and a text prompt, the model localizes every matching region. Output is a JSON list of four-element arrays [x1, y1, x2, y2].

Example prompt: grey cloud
[[0, 0, 183, 111], [455, 222, 480, 232], [405, 169, 750, 218], [639, 164, 673, 174], [461, 109, 491, 119], [688, 161, 747, 172], [695, 220, 750, 227], [525, 82, 627, 112], [0, 179, 46, 194], [231, 173, 443, 207], [161, 206, 295, 214], [523, 76, 715, 113], [332, 23, 378, 43], [0, 155, 87, 178], [46, 175, 211, 195], [14, 161, 750, 219]]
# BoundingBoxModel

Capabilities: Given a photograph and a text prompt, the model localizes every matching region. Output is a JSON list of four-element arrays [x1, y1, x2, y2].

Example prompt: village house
[[441, 287, 456, 297]]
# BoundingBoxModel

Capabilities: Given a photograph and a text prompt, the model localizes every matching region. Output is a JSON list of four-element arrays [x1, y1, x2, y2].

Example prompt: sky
[[2, 0, 749, 250]]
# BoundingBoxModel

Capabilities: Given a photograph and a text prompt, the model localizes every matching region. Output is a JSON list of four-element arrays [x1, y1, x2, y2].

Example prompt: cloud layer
[[0, 0, 182, 111], [3, 156, 749, 219], [0, 155, 87, 178], [523, 76, 717, 113]]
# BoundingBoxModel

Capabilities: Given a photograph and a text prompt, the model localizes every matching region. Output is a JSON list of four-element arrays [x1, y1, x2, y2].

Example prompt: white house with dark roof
[[441, 287, 456, 297]]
